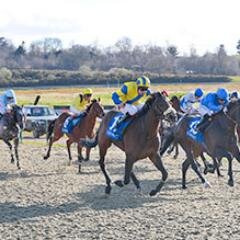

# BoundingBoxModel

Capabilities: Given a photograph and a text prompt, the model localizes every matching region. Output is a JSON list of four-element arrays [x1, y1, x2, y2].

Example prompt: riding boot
[[196, 114, 212, 132]]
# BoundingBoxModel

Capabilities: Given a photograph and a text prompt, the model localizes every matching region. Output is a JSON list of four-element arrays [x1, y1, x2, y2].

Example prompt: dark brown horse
[[161, 100, 240, 188], [44, 99, 104, 171], [163, 95, 214, 172], [81, 92, 175, 196]]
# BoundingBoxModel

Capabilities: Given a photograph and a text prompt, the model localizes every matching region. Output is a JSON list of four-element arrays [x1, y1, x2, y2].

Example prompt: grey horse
[[0, 105, 24, 169]]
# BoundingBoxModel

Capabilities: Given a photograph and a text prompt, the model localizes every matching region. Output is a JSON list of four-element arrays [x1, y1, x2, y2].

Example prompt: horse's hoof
[[182, 185, 187, 190], [204, 168, 208, 175], [105, 185, 112, 194], [173, 155, 178, 159], [43, 156, 48, 160], [218, 174, 224, 178], [149, 189, 157, 196], [228, 180, 234, 187], [114, 180, 124, 187], [204, 181, 211, 188], [83, 158, 89, 162], [136, 188, 142, 195]]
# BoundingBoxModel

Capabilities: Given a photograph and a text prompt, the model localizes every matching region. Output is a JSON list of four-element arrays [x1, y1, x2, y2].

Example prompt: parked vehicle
[[23, 105, 58, 138]]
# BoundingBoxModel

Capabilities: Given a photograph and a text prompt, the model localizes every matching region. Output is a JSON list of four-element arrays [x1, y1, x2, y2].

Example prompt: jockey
[[112, 76, 151, 126], [63, 88, 93, 133], [197, 88, 229, 132], [180, 88, 204, 114], [229, 91, 239, 102], [70, 88, 93, 114], [0, 89, 17, 116]]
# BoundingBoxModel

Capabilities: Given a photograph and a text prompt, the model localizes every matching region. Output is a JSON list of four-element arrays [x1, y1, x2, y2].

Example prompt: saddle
[[106, 112, 134, 140]]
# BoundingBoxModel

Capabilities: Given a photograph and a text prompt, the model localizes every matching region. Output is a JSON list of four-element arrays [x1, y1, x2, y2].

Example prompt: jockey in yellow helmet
[[71, 88, 93, 113], [111, 76, 151, 126]]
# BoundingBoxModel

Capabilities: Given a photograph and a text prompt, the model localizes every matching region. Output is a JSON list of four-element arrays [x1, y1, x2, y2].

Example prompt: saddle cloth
[[106, 112, 134, 141], [186, 116, 205, 144], [62, 112, 86, 134]]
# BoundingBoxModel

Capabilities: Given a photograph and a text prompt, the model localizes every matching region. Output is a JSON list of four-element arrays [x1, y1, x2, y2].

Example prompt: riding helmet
[[216, 88, 229, 100], [136, 76, 151, 88], [194, 88, 204, 98]]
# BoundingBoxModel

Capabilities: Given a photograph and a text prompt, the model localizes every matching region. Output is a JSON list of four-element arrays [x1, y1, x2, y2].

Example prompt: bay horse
[[163, 95, 214, 172], [160, 100, 240, 188], [170, 95, 183, 113], [81, 92, 175, 196], [0, 105, 24, 169], [43, 99, 104, 171]]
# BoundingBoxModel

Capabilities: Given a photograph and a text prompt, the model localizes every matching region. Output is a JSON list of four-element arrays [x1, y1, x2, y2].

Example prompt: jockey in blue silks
[[197, 88, 229, 132], [180, 88, 204, 114]]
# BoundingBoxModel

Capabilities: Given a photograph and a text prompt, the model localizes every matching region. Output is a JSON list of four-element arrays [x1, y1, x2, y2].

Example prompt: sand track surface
[[0, 137, 240, 240]]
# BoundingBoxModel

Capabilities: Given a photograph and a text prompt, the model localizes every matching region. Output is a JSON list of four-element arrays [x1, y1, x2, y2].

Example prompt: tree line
[[0, 36, 239, 86]]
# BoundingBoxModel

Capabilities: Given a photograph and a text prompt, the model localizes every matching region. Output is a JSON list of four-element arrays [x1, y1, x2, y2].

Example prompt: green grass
[[229, 76, 240, 82], [14, 81, 240, 107]]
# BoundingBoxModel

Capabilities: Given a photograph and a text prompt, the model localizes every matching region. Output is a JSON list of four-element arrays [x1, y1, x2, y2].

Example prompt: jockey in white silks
[[0, 89, 17, 116], [180, 88, 204, 114]]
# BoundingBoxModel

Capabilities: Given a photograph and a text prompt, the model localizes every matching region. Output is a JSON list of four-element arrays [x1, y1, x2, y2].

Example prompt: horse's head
[[11, 105, 25, 129], [150, 92, 176, 119], [170, 95, 182, 112], [87, 99, 105, 118], [227, 100, 240, 125]]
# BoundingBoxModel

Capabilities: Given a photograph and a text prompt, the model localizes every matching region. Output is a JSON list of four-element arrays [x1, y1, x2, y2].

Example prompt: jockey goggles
[[138, 87, 148, 92], [84, 94, 92, 97]]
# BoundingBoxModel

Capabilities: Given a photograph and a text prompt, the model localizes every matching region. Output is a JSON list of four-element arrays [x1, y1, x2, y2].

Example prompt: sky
[[0, 0, 239, 55]]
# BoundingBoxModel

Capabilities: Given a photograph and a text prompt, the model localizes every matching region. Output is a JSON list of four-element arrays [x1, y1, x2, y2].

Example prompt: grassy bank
[[13, 81, 240, 106]]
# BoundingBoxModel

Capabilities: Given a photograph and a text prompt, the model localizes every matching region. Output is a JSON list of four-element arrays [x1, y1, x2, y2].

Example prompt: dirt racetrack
[[1, 137, 240, 240]]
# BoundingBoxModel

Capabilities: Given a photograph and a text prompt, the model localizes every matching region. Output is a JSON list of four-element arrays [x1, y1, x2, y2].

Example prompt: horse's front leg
[[3, 140, 14, 164], [114, 154, 134, 188], [149, 153, 168, 196], [14, 138, 21, 170], [173, 143, 179, 159], [84, 147, 91, 162], [215, 148, 234, 186]]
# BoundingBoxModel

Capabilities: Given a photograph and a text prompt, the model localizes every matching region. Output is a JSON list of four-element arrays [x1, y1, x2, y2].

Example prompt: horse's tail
[[80, 130, 99, 148], [160, 129, 175, 156], [46, 119, 56, 141]]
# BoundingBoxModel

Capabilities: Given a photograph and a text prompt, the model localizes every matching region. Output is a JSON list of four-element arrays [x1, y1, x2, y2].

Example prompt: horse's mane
[[136, 93, 156, 117]]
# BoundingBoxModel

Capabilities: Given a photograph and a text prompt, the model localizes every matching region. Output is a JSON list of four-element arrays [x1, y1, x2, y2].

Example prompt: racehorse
[[43, 99, 104, 172], [0, 105, 24, 169], [162, 95, 214, 172], [160, 99, 240, 188], [81, 92, 175, 196]]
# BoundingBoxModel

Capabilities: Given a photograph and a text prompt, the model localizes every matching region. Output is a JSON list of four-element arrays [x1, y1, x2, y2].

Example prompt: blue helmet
[[230, 91, 239, 99], [216, 88, 228, 100], [194, 88, 204, 98]]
